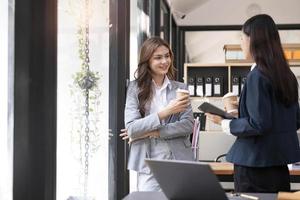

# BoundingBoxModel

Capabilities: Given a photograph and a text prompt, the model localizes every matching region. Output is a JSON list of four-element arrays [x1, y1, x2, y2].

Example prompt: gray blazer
[[124, 80, 194, 173]]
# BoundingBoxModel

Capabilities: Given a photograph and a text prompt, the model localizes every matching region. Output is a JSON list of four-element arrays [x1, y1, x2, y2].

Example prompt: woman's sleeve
[[297, 102, 300, 129], [229, 72, 272, 137], [159, 84, 194, 139], [158, 105, 194, 139], [124, 82, 162, 139]]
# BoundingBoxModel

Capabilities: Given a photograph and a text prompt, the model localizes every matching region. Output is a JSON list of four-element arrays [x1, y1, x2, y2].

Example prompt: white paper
[[196, 85, 203, 97], [214, 84, 220, 95], [232, 85, 239, 96], [205, 84, 212, 96], [188, 85, 195, 96]]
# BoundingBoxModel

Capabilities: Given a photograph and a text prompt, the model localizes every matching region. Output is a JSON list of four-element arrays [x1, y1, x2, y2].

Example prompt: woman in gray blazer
[[121, 37, 194, 191]]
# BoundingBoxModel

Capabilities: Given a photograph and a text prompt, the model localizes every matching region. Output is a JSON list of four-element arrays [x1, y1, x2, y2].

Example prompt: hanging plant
[[67, 0, 102, 199], [73, 26, 100, 91], [73, 69, 100, 90]]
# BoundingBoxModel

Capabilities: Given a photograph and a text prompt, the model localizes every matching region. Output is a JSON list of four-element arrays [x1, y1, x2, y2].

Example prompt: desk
[[123, 192, 277, 200], [207, 162, 300, 182]]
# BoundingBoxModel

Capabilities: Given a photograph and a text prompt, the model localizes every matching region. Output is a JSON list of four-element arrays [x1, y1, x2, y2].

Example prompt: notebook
[[145, 159, 228, 200]]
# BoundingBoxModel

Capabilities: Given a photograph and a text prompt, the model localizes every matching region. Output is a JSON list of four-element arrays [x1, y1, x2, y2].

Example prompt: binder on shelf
[[213, 76, 223, 97], [196, 77, 204, 97], [188, 77, 195, 96], [231, 76, 240, 96], [204, 77, 212, 97], [240, 76, 247, 91]]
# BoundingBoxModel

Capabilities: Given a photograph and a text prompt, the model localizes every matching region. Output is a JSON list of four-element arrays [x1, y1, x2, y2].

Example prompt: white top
[[221, 63, 256, 135], [150, 76, 171, 124]]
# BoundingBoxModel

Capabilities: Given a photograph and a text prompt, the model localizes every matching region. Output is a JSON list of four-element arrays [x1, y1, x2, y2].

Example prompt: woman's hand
[[119, 129, 160, 144], [228, 109, 239, 118], [224, 99, 239, 118], [206, 113, 223, 125], [119, 128, 129, 140], [224, 99, 239, 111], [158, 94, 190, 120]]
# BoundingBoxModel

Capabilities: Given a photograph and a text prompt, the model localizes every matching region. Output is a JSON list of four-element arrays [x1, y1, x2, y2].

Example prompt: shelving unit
[[184, 62, 251, 97], [185, 44, 300, 161], [184, 61, 300, 98], [223, 44, 300, 63], [185, 61, 300, 161]]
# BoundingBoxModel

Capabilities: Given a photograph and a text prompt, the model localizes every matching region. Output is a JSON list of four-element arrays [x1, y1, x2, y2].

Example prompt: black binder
[[188, 77, 195, 96], [196, 77, 204, 97], [213, 76, 223, 97]]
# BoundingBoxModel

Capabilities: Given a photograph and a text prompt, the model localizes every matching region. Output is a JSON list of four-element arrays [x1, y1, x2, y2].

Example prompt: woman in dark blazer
[[207, 14, 300, 193]]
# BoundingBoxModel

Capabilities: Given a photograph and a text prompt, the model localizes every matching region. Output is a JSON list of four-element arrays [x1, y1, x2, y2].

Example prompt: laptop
[[145, 159, 228, 200]]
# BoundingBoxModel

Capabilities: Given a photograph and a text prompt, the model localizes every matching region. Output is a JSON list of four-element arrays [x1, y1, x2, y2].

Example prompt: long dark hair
[[242, 14, 298, 106], [134, 37, 176, 117]]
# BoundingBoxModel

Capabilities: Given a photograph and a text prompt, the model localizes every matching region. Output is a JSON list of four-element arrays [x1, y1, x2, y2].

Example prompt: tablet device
[[198, 102, 235, 119]]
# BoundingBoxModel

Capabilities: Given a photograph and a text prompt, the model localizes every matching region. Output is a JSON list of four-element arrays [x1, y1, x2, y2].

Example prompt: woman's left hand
[[119, 129, 160, 144], [206, 113, 223, 125], [120, 129, 129, 140]]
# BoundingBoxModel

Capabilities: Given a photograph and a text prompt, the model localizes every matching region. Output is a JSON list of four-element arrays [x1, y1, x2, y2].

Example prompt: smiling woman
[[123, 37, 194, 191]]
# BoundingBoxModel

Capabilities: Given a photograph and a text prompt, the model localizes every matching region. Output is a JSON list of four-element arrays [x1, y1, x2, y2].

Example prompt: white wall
[[185, 30, 300, 63]]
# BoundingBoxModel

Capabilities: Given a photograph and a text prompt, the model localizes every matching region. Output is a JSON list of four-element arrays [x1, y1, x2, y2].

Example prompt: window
[[57, 0, 109, 199]]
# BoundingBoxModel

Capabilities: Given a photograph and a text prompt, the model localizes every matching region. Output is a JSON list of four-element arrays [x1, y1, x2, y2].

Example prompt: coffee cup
[[222, 92, 238, 113], [176, 89, 190, 99]]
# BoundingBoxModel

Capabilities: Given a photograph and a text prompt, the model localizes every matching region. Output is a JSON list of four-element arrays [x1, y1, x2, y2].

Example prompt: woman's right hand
[[158, 94, 190, 120], [224, 100, 239, 118]]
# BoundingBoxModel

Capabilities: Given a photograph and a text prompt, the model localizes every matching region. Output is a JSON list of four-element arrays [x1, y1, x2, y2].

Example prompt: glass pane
[[0, 0, 13, 199], [57, 0, 109, 199]]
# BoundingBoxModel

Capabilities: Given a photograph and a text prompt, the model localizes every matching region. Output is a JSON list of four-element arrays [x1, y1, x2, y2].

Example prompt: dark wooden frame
[[109, 0, 130, 199], [14, 0, 57, 199]]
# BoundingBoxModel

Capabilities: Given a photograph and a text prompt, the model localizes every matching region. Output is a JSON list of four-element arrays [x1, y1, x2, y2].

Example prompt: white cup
[[222, 92, 238, 113], [176, 89, 190, 99]]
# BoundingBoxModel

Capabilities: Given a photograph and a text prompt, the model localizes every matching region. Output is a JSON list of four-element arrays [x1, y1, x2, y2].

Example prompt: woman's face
[[240, 31, 251, 60], [149, 45, 171, 79]]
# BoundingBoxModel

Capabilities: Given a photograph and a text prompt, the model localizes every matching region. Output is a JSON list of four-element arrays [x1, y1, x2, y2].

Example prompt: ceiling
[[167, 0, 300, 26], [166, 0, 300, 64], [168, 0, 209, 14]]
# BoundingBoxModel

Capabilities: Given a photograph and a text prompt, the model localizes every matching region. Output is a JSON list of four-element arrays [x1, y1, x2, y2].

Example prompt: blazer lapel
[[165, 81, 178, 123], [238, 74, 249, 117]]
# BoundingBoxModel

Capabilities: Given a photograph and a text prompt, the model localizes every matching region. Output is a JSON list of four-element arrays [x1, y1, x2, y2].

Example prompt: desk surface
[[208, 162, 300, 176], [123, 192, 277, 200]]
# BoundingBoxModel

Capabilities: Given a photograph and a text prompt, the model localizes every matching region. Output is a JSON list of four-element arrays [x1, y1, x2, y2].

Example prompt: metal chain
[[83, 0, 90, 199], [84, 89, 90, 199]]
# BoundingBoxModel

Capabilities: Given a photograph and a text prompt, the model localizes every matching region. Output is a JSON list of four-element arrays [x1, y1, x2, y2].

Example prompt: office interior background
[[0, 0, 300, 199]]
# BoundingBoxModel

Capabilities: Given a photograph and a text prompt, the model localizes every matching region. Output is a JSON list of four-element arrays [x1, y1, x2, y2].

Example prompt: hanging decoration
[[68, 0, 101, 199]]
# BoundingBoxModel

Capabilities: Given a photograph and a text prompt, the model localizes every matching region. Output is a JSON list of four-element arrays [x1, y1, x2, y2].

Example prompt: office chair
[[215, 153, 227, 162]]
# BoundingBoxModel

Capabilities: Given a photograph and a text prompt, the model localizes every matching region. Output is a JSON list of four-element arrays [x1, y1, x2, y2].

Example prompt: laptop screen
[[145, 159, 228, 200]]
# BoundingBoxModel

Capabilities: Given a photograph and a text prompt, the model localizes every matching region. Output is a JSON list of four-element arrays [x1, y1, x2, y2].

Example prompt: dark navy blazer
[[226, 67, 300, 167]]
